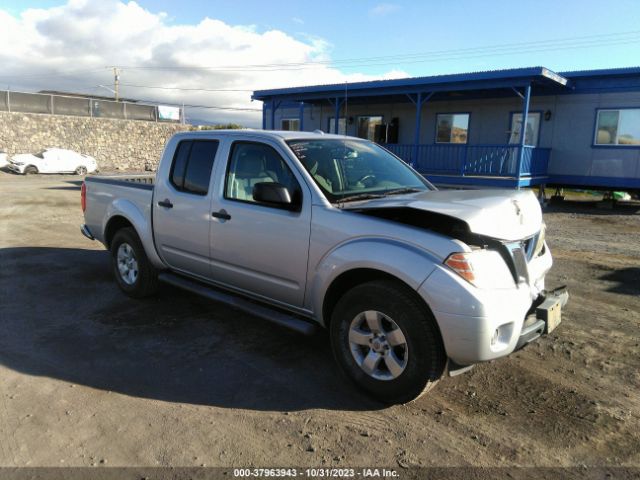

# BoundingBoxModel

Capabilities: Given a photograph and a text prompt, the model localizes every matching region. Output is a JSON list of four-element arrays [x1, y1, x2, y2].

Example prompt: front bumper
[[515, 286, 569, 351], [7, 164, 24, 174], [419, 246, 565, 365]]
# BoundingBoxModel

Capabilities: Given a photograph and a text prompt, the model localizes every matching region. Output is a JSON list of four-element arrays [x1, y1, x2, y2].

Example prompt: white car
[[0, 150, 8, 169], [8, 148, 98, 175]]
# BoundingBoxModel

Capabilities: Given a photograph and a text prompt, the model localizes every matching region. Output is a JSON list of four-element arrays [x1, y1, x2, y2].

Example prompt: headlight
[[533, 223, 546, 258], [444, 249, 515, 289]]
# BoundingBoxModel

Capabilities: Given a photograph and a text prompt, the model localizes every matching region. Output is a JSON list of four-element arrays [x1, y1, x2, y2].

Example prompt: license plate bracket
[[536, 297, 562, 334]]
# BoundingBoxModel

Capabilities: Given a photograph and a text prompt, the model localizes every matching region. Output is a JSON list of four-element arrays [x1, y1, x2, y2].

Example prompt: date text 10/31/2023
[[233, 468, 400, 478]]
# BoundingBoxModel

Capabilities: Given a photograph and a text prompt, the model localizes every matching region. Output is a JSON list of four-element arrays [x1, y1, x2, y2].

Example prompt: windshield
[[287, 138, 433, 202]]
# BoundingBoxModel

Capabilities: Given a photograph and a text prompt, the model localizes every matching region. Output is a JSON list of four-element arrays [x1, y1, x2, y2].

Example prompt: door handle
[[157, 199, 173, 209], [211, 209, 231, 220]]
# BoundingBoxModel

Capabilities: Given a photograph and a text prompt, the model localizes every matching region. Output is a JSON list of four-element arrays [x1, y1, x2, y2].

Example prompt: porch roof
[[252, 66, 571, 105]]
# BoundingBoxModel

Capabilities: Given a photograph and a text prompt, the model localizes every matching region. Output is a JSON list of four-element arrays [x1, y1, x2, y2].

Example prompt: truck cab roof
[[172, 129, 360, 142]]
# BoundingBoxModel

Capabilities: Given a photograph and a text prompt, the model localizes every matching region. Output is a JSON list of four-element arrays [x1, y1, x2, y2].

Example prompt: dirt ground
[[0, 172, 639, 475]]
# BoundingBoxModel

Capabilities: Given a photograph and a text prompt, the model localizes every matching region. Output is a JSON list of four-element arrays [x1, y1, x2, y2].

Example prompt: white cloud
[[369, 3, 401, 16], [291, 17, 304, 25], [0, 0, 408, 126]]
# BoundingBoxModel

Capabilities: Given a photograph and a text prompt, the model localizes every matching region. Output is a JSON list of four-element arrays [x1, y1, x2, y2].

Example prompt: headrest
[[235, 148, 265, 177]]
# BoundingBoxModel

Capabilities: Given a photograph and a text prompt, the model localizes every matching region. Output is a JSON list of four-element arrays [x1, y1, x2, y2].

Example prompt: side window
[[225, 142, 301, 206], [169, 140, 219, 195]]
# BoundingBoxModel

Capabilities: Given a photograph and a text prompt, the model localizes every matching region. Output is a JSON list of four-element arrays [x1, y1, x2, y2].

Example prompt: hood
[[343, 189, 542, 241]]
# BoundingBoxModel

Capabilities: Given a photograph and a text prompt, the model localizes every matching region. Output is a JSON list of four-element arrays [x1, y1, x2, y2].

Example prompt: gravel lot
[[0, 172, 638, 475]]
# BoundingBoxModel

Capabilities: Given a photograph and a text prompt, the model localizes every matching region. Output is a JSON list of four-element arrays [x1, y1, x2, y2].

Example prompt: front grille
[[505, 242, 530, 283]]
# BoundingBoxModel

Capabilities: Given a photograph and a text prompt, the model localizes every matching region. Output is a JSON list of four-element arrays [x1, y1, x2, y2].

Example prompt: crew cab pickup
[[81, 130, 568, 403]]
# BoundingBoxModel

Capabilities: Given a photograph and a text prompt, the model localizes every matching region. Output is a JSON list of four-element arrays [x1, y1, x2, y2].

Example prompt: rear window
[[169, 140, 219, 195]]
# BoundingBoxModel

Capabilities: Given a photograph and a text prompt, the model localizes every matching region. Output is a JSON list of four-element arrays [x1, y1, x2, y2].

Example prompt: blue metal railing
[[381, 143, 550, 178]]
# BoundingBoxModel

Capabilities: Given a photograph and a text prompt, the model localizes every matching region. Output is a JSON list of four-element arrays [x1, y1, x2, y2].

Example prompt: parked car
[[8, 148, 97, 175], [0, 150, 8, 169], [80, 130, 567, 404]]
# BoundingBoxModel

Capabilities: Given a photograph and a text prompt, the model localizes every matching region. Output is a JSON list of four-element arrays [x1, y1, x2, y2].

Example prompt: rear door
[[153, 139, 220, 279], [208, 139, 312, 308]]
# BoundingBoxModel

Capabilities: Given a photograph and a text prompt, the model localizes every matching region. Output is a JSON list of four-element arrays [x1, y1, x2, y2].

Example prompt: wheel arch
[[309, 238, 441, 328], [322, 268, 427, 330], [104, 215, 134, 249]]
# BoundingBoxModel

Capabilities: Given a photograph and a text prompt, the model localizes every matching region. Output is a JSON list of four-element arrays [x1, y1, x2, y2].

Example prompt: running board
[[158, 272, 318, 336]]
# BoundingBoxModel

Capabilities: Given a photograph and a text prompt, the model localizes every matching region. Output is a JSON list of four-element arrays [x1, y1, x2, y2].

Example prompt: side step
[[158, 272, 318, 336]]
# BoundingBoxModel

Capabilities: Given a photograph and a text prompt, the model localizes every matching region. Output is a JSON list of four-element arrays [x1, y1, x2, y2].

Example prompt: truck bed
[[85, 173, 155, 190], [83, 174, 156, 247]]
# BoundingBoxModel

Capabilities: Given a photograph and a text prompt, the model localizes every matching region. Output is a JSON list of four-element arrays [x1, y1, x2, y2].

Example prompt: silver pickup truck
[[81, 130, 568, 404]]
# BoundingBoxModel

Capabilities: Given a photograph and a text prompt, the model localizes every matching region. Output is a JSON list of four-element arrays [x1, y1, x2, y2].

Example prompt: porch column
[[516, 84, 531, 189], [334, 97, 341, 134], [408, 92, 432, 169], [270, 99, 276, 130], [299, 102, 305, 131], [262, 102, 267, 130], [413, 92, 423, 168]]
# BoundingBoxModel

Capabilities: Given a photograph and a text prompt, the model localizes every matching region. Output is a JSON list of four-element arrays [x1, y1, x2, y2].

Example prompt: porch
[[253, 66, 570, 189], [382, 143, 551, 188]]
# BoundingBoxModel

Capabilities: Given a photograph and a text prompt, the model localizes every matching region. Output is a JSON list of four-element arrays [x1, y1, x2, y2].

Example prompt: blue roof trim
[[253, 66, 640, 101], [252, 66, 568, 100], [559, 66, 640, 78]]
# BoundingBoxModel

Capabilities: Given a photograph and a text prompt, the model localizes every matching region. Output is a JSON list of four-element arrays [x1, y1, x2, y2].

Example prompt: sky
[[1, 0, 639, 126]]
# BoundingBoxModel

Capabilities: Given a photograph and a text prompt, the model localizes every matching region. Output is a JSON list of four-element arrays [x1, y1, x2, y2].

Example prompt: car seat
[[229, 147, 275, 200]]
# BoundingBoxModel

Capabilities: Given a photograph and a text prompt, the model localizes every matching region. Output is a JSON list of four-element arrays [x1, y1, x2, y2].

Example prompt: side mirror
[[252, 182, 299, 210]]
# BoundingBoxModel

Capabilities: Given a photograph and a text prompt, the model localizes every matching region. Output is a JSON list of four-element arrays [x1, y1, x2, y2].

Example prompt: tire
[[24, 165, 38, 175], [330, 280, 446, 404], [76, 166, 87, 175], [110, 227, 158, 298]]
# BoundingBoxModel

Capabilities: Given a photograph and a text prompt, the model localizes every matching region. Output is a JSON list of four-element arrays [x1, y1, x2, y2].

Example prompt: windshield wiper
[[335, 193, 387, 204], [381, 187, 424, 196], [336, 188, 424, 205]]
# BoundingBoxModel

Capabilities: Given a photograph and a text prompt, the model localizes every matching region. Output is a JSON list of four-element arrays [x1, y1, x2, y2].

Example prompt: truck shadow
[[0, 247, 382, 412], [599, 267, 640, 296]]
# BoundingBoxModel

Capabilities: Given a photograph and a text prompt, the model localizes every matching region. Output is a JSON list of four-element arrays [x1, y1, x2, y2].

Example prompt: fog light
[[491, 328, 500, 346]]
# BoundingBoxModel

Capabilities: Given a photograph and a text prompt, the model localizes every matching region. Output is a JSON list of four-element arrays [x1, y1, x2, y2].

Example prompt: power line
[[110, 30, 640, 72], [132, 98, 261, 112], [120, 83, 253, 92], [0, 67, 108, 80], [1, 30, 637, 83]]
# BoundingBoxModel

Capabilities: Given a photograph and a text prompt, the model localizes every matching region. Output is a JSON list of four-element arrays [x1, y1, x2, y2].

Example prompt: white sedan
[[8, 148, 98, 175]]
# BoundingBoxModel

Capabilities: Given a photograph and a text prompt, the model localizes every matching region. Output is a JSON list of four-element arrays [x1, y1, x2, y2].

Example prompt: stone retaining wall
[[0, 111, 189, 171]]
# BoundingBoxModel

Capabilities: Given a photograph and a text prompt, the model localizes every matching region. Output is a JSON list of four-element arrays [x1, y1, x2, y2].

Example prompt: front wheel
[[110, 227, 158, 298], [75, 166, 87, 175], [330, 280, 446, 404], [24, 166, 38, 175]]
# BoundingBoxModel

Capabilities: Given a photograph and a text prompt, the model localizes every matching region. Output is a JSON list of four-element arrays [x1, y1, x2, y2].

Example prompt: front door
[[509, 112, 541, 146], [208, 140, 311, 308], [153, 139, 219, 279]]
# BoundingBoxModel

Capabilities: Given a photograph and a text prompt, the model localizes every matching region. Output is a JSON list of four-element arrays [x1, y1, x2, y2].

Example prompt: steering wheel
[[357, 174, 376, 187]]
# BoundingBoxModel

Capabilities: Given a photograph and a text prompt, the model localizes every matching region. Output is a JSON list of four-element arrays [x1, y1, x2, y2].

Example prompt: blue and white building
[[252, 66, 640, 191]]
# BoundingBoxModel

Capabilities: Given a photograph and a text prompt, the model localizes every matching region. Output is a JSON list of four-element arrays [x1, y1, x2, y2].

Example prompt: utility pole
[[113, 67, 120, 102]]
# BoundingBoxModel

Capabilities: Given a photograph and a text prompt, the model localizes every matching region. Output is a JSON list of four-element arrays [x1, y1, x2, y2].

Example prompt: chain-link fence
[[0, 90, 180, 123]]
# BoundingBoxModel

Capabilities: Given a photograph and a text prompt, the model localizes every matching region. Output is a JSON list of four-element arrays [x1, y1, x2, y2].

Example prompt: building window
[[281, 118, 300, 131], [436, 113, 469, 144], [595, 109, 640, 146], [328, 117, 346, 135], [357, 116, 383, 141]]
